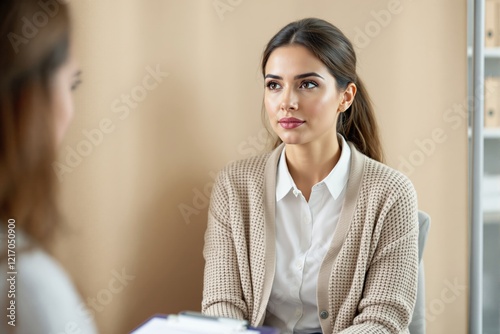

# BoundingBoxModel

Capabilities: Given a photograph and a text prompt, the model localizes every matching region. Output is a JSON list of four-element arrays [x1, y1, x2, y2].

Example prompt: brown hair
[[0, 0, 70, 246], [261, 18, 384, 162]]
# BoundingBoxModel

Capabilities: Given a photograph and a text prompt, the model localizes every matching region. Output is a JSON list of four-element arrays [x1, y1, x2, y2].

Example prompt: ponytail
[[338, 78, 384, 163]]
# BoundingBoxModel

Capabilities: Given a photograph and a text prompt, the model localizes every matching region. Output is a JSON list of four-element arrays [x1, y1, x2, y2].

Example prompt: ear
[[339, 82, 357, 112]]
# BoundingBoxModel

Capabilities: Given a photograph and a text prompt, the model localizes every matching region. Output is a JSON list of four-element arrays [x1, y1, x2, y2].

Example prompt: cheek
[[305, 92, 339, 118], [52, 81, 74, 143], [264, 94, 279, 118]]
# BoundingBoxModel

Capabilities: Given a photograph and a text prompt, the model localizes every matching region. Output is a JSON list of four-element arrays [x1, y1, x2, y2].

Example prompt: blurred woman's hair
[[261, 18, 384, 163], [0, 0, 70, 245]]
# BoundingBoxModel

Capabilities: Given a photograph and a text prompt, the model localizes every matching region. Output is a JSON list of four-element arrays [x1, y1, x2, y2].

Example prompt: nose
[[280, 87, 298, 112]]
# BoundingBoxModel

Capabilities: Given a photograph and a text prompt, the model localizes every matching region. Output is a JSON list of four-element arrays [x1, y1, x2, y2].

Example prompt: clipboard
[[130, 312, 280, 334]]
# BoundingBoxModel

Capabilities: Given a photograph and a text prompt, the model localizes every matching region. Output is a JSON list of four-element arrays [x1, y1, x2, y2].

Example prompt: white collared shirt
[[265, 135, 351, 334]]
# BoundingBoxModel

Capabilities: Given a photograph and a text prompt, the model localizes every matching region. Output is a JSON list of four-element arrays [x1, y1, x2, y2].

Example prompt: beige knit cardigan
[[202, 142, 419, 334]]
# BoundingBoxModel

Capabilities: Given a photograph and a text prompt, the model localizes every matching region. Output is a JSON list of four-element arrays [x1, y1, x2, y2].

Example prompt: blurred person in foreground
[[0, 0, 97, 333]]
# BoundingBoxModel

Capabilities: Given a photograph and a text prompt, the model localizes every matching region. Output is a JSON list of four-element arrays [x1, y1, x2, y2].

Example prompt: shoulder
[[360, 158, 419, 235], [217, 150, 275, 185], [350, 151, 419, 242], [0, 242, 97, 333], [361, 155, 417, 203], [208, 150, 276, 222], [364, 157, 415, 191], [347, 144, 418, 222], [17, 248, 76, 294]]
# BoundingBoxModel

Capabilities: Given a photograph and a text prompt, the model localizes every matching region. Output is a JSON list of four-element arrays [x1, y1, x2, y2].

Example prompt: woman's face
[[51, 46, 81, 144], [264, 44, 350, 149]]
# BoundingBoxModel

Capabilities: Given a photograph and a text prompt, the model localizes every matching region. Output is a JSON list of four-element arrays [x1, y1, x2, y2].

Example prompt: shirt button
[[320, 310, 329, 319]]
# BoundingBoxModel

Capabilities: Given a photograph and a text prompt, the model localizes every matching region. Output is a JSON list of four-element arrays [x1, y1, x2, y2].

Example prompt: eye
[[71, 79, 82, 91], [71, 70, 82, 91], [266, 81, 282, 90], [299, 80, 318, 89]]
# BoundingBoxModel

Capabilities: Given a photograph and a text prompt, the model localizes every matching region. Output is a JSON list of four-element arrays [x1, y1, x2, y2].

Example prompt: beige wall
[[53, 1, 468, 333]]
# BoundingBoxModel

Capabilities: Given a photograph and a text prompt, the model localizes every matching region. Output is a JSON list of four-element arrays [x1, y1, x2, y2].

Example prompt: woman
[[0, 0, 97, 333], [202, 18, 419, 334]]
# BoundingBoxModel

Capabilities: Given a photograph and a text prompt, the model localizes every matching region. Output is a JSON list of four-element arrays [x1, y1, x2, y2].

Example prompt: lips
[[278, 117, 305, 129]]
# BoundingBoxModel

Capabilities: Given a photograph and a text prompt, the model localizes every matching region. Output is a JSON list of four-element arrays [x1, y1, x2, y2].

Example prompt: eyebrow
[[264, 72, 325, 80], [74, 70, 82, 78]]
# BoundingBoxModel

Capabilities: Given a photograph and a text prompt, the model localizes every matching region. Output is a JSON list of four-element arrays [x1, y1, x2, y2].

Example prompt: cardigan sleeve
[[201, 168, 248, 320], [339, 177, 419, 334]]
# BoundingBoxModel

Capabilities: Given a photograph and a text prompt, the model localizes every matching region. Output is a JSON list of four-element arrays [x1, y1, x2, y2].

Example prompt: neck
[[284, 134, 342, 199]]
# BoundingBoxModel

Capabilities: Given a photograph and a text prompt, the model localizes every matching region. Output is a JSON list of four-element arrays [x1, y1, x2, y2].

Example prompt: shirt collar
[[276, 147, 296, 201], [275, 134, 351, 201], [324, 134, 351, 199]]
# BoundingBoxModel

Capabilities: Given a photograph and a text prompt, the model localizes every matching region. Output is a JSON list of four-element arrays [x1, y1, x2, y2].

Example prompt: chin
[[274, 128, 307, 145], [279, 137, 304, 146]]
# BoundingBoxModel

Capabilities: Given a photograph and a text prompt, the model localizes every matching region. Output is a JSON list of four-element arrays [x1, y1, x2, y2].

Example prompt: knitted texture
[[202, 143, 419, 334]]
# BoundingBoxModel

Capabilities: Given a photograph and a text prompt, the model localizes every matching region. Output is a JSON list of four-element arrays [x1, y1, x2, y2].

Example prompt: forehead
[[265, 44, 327, 76]]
